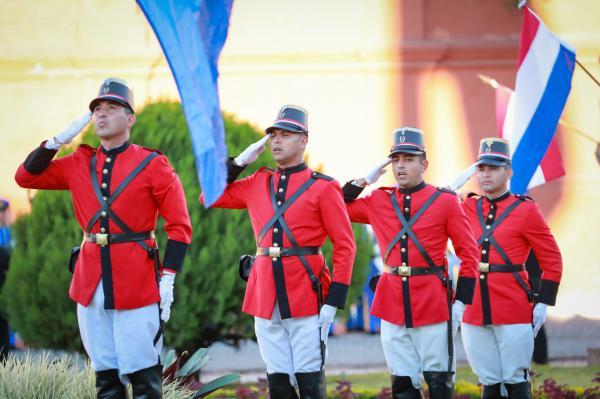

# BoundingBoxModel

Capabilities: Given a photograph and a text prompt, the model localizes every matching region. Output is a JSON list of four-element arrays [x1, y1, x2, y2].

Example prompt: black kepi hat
[[477, 137, 511, 166], [389, 127, 425, 156], [266, 105, 308, 134], [89, 77, 135, 114]]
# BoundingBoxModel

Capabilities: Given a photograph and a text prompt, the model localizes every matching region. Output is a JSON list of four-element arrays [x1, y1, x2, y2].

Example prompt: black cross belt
[[84, 231, 155, 246], [256, 246, 322, 257], [479, 263, 524, 273]]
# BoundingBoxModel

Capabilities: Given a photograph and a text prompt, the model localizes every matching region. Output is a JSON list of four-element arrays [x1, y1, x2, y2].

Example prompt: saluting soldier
[[342, 127, 479, 398], [201, 105, 356, 399], [460, 138, 563, 399], [15, 78, 192, 399]]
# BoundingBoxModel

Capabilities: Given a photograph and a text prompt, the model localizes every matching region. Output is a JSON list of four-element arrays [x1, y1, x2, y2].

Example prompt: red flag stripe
[[517, 7, 540, 68], [540, 138, 566, 180]]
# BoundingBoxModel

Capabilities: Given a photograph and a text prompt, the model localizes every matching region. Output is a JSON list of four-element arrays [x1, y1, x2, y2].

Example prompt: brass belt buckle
[[479, 262, 489, 273], [398, 265, 411, 277], [268, 246, 281, 258], [95, 233, 109, 247]]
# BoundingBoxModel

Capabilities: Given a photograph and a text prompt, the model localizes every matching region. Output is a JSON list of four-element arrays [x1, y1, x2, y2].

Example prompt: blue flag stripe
[[510, 45, 575, 194]]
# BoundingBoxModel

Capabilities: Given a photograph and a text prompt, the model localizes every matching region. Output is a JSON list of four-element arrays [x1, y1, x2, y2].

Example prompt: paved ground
[[201, 316, 600, 381], [9, 316, 600, 383]]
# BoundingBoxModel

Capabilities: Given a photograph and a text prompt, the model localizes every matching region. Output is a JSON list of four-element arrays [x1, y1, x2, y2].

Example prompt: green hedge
[[0, 102, 370, 351]]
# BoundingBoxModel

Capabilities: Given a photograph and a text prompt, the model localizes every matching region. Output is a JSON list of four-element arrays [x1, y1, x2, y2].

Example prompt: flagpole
[[575, 59, 600, 88], [477, 74, 599, 144]]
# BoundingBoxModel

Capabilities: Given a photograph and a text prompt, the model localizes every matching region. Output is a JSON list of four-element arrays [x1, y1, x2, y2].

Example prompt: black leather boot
[[295, 371, 326, 399], [422, 371, 453, 399], [95, 369, 128, 399], [391, 375, 423, 399], [482, 383, 504, 399], [267, 373, 299, 399], [505, 382, 532, 399], [127, 364, 162, 399]]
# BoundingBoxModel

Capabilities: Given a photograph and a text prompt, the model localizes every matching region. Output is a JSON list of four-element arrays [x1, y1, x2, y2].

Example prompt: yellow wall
[[0, 0, 598, 318]]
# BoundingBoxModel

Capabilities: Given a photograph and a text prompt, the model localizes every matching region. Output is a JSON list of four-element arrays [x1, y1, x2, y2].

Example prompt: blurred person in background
[[0, 199, 12, 362]]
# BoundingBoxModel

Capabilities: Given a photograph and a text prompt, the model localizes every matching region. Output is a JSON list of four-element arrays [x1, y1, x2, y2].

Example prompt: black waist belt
[[478, 263, 524, 273], [383, 264, 445, 277], [84, 231, 155, 247], [256, 246, 322, 258]]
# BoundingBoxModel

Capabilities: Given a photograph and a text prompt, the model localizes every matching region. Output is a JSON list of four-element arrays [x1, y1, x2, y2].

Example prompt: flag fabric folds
[[137, 0, 234, 206], [495, 83, 565, 190], [504, 7, 575, 194]]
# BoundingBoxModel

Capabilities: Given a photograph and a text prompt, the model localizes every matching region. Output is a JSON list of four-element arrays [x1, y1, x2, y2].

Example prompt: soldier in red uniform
[[201, 105, 356, 399], [15, 78, 192, 399], [460, 138, 562, 399], [342, 127, 479, 398]]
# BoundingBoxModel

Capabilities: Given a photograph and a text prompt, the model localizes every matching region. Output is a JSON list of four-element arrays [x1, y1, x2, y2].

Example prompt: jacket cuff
[[342, 181, 364, 203], [538, 279, 559, 305], [162, 239, 189, 273], [325, 282, 349, 309], [227, 157, 246, 183], [455, 276, 476, 304], [23, 142, 58, 174]]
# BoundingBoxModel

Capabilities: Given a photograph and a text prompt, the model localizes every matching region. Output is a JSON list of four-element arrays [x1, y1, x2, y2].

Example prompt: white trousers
[[254, 302, 323, 384], [77, 282, 163, 377], [380, 320, 454, 389], [461, 323, 533, 385]]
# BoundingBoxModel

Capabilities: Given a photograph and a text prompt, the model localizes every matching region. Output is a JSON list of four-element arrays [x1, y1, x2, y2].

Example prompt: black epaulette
[[311, 171, 334, 181], [516, 194, 535, 203], [466, 192, 481, 199], [437, 187, 457, 195], [257, 166, 274, 173]]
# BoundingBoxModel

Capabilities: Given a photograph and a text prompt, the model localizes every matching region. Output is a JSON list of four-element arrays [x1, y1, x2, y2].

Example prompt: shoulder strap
[[384, 190, 442, 264], [86, 153, 159, 252], [311, 171, 334, 181], [256, 175, 317, 245], [108, 152, 158, 205], [265, 178, 322, 289], [477, 198, 524, 245]]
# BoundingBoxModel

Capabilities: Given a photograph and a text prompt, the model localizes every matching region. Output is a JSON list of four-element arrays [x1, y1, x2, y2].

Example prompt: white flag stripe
[[512, 23, 561, 148], [501, 84, 547, 189]]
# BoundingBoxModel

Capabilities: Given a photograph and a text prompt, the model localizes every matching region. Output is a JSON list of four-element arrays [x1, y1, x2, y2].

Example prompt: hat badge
[[485, 140, 494, 153], [102, 86, 110, 94], [399, 131, 406, 143]]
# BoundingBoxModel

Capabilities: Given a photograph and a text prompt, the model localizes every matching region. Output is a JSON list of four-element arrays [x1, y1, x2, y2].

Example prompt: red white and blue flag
[[495, 83, 566, 190], [500, 7, 575, 194]]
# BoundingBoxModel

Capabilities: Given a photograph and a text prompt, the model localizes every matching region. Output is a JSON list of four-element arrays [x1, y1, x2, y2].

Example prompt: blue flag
[[137, 0, 233, 206]]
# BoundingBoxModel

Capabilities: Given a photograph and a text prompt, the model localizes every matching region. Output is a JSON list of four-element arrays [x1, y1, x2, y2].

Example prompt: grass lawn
[[326, 365, 600, 390]]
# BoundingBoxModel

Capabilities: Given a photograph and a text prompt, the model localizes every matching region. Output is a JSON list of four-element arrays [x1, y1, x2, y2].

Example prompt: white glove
[[364, 157, 393, 185], [159, 271, 176, 322], [318, 304, 337, 341], [234, 135, 270, 166], [532, 303, 547, 338], [447, 162, 478, 191], [452, 300, 465, 337], [45, 111, 92, 150]]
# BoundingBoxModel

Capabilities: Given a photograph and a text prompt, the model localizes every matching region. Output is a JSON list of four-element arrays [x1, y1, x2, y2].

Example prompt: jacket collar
[[101, 141, 130, 156], [398, 181, 426, 195], [277, 162, 307, 175], [486, 190, 511, 203]]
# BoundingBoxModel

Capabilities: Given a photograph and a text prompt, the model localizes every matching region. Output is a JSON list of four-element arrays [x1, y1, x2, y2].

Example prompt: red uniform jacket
[[15, 141, 192, 310], [462, 192, 562, 326], [201, 161, 356, 320], [343, 182, 479, 327]]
